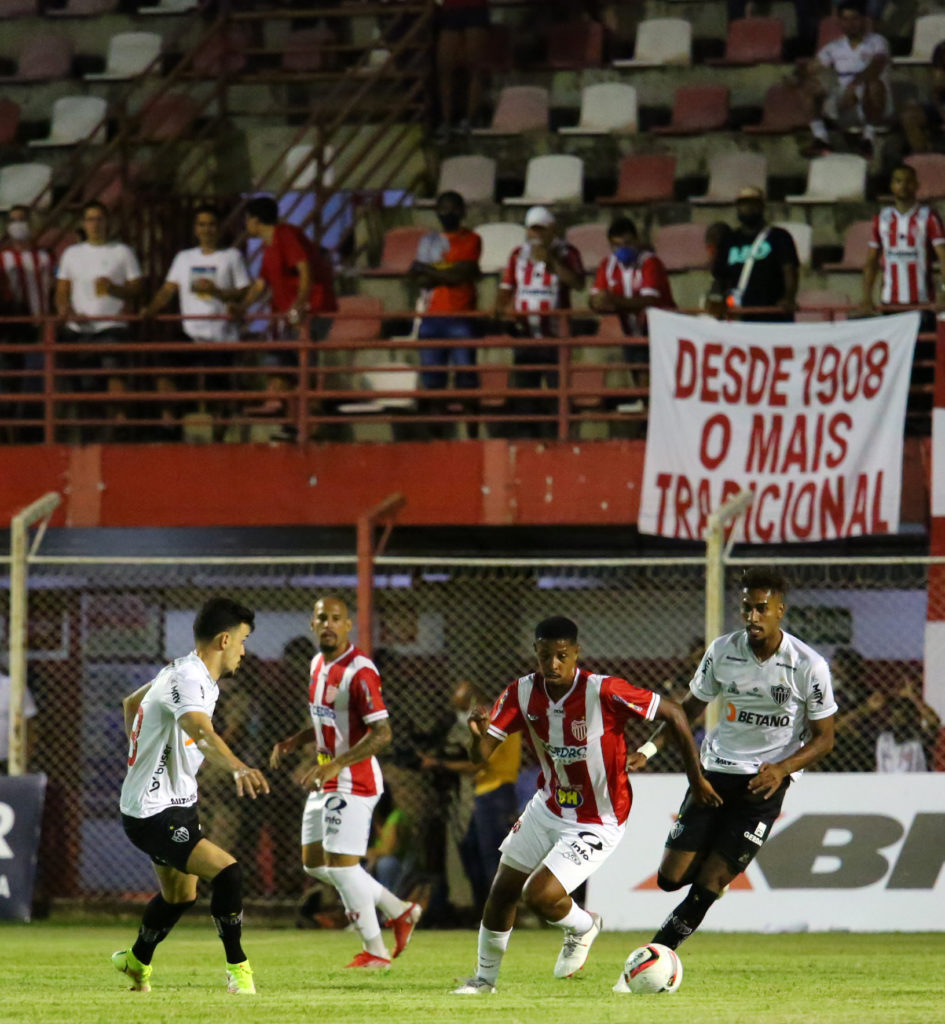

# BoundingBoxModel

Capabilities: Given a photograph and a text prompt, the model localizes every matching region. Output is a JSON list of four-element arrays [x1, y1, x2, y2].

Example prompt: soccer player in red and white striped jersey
[[862, 164, 945, 314], [1, 205, 52, 324], [451, 616, 719, 995], [270, 596, 420, 971]]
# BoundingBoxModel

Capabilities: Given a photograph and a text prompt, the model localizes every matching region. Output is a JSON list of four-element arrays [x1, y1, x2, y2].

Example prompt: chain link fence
[[10, 554, 942, 910]]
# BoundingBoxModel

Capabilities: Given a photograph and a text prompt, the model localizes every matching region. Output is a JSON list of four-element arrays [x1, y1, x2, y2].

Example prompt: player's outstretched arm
[[656, 697, 722, 806], [179, 710, 270, 798], [270, 726, 316, 768]]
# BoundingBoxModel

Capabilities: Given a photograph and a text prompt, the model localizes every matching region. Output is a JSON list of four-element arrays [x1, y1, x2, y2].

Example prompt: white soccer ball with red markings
[[620, 943, 683, 993]]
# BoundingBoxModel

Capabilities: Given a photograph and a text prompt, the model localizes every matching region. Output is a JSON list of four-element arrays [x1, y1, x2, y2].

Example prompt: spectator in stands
[[860, 164, 945, 329], [820, 647, 883, 772], [801, 0, 892, 158], [408, 190, 481, 436], [875, 682, 941, 772], [496, 206, 584, 438], [708, 186, 799, 323], [238, 197, 338, 433], [1, 206, 52, 439], [434, 0, 490, 141], [901, 40, 945, 156], [144, 205, 251, 433], [55, 201, 143, 429], [588, 216, 675, 416], [420, 680, 521, 917]]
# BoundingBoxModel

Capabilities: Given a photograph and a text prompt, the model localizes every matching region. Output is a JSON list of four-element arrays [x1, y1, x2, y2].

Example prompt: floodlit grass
[[0, 921, 942, 1024]]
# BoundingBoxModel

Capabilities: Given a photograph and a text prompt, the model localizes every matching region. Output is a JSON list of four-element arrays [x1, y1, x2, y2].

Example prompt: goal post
[[703, 490, 754, 732], [8, 492, 60, 776]]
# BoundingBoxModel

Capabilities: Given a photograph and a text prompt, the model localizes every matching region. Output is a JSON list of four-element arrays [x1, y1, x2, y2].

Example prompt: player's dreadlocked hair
[[740, 567, 788, 597]]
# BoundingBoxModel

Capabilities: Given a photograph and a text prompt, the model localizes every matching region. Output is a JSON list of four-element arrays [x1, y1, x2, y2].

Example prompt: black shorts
[[122, 804, 204, 873], [664, 770, 790, 873]]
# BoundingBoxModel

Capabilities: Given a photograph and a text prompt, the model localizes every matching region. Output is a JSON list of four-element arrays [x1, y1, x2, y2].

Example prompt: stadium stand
[[709, 17, 784, 65], [612, 17, 691, 67], [651, 84, 729, 135], [502, 154, 583, 207], [472, 85, 550, 136], [689, 151, 768, 205], [597, 153, 676, 205], [558, 83, 638, 135], [84, 31, 162, 81], [786, 154, 868, 204], [29, 95, 107, 147]]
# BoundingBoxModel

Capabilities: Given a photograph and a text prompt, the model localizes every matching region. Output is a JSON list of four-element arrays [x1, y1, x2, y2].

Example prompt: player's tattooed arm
[[299, 719, 392, 791]]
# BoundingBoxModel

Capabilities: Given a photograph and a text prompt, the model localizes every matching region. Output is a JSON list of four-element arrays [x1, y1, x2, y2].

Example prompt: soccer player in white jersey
[[451, 615, 720, 995], [802, 0, 892, 158], [269, 595, 421, 970], [861, 164, 945, 325], [638, 567, 836, 954], [112, 598, 269, 996]]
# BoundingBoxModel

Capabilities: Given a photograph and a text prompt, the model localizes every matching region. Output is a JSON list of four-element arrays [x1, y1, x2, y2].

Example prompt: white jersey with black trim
[[119, 652, 219, 818], [689, 629, 836, 775]]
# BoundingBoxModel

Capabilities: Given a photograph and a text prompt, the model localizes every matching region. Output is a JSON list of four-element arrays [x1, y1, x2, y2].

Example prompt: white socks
[[551, 899, 594, 934], [326, 865, 388, 958], [476, 925, 512, 985]]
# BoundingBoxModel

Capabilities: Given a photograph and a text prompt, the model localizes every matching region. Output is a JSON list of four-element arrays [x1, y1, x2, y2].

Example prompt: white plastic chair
[[503, 154, 583, 207], [613, 18, 691, 68], [773, 221, 813, 268], [337, 363, 418, 414], [85, 32, 162, 81], [284, 143, 336, 189], [894, 14, 945, 64], [475, 221, 527, 273], [559, 83, 638, 135], [0, 162, 52, 210], [29, 95, 107, 147], [786, 154, 867, 203], [690, 151, 768, 204]]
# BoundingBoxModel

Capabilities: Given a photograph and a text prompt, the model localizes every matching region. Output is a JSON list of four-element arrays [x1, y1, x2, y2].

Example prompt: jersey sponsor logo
[[713, 756, 738, 766], [311, 706, 336, 721], [743, 830, 765, 847], [770, 685, 791, 706], [810, 683, 826, 706], [570, 719, 587, 741], [578, 830, 604, 852], [551, 707, 565, 716], [171, 685, 181, 704], [776, 662, 796, 672], [555, 787, 584, 808], [724, 655, 747, 663], [541, 741, 585, 763], [726, 704, 790, 727], [169, 797, 190, 805], [324, 814, 343, 826], [325, 795, 347, 811], [149, 745, 171, 793], [170, 826, 190, 843], [701, 655, 713, 675]]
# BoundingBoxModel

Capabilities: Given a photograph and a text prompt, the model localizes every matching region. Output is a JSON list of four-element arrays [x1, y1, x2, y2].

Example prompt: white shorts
[[499, 791, 625, 894], [300, 789, 379, 855]]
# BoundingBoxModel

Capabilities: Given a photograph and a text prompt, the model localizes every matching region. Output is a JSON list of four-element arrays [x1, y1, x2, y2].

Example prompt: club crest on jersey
[[570, 719, 587, 741], [170, 827, 190, 843], [669, 820, 684, 840], [556, 787, 584, 808], [770, 684, 790, 705]]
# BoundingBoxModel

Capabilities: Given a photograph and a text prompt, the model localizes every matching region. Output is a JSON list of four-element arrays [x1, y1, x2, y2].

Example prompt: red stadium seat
[[0, 32, 73, 82], [653, 223, 710, 271], [566, 222, 610, 271], [362, 226, 427, 276], [597, 154, 676, 205], [0, 99, 21, 146], [822, 220, 874, 272], [473, 86, 549, 135], [652, 85, 729, 135], [796, 289, 851, 322], [743, 81, 814, 134], [546, 19, 604, 70], [328, 295, 383, 343], [905, 153, 945, 200], [710, 18, 784, 65]]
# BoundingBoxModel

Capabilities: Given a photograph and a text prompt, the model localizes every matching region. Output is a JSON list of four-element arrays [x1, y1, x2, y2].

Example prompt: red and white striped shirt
[[0, 245, 53, 316], [308, 644, 387, 796], [487, 667, 659, 826], [500, 241, 584, 336], [869, 205, 945, 305], [591, 250, 675, 335]]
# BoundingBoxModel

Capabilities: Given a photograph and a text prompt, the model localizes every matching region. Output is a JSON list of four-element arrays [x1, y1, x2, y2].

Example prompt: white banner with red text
[[638, 310, 919, 543], [586, 773, 945, 932]]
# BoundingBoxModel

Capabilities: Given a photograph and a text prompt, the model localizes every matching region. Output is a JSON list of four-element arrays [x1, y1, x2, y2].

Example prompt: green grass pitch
[[1, 922, 942, 1024]]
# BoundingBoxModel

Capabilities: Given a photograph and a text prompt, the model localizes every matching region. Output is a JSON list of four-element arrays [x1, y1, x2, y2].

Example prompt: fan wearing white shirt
[[801, 0, 892, 158]]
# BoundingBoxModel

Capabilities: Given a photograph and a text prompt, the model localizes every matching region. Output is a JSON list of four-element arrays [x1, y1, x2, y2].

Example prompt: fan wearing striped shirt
[[861, 164, 945, 330]]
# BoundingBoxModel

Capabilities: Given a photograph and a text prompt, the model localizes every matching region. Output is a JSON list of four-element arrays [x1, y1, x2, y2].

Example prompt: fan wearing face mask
[[589, 217, 675, 415], [708, 186, 799, 323], [408, 190, 482, 436]]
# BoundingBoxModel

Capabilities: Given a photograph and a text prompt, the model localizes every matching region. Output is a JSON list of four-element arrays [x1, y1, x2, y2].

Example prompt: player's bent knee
[[657, 871, 685, 892]]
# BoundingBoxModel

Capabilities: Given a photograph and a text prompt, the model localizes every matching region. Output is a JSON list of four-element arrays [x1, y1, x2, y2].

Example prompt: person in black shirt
[[709, 186, 799, 323]]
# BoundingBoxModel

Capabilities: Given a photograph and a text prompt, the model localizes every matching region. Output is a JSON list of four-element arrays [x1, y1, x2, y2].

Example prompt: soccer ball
[[615, 943, 683, 994]]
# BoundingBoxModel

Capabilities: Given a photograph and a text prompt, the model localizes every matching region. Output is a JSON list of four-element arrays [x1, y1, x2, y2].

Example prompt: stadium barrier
[[5, 546, 943, 911]]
